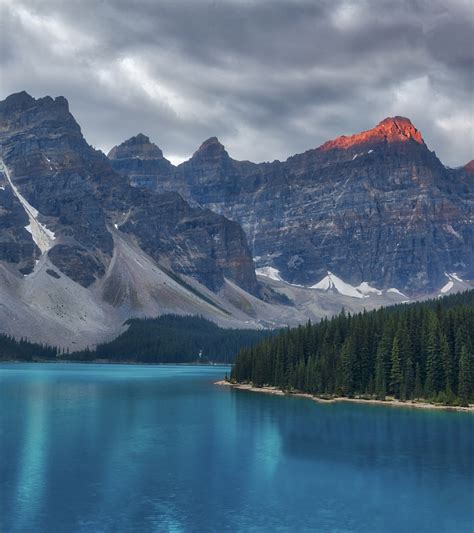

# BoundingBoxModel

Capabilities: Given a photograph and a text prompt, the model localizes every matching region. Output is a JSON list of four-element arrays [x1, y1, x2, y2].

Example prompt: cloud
[[0, 0, 472, 165]]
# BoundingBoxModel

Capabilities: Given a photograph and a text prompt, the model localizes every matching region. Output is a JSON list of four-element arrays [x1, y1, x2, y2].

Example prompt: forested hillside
[[68, 315, 274, 364], [231, 291, 474, 406], [0, 334, 58, 361]]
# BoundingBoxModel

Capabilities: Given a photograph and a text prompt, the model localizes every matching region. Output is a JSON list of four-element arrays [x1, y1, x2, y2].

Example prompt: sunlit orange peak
[[463, 160, 474, 173], [319, 116, 425, 151]]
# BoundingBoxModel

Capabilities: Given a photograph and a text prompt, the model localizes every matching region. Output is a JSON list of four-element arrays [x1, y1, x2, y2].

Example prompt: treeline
[[68, 314, 274, 364], [231, 291, 474, 406], [0, 333, 59, 361]]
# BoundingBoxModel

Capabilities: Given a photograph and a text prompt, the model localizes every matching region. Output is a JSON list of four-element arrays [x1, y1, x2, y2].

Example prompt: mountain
[[107, 133, 174, 190], [0, 91, 472, 349], [463, 160, 474, 174], [109, 117, 474, 295], [0, 92, 259, 294], [0, 92, 268, 347]]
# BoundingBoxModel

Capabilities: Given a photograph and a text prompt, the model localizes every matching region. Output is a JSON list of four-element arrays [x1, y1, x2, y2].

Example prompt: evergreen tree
[[341, 338, 355, 397], [425, 330, 444, 398], [414, 363, 423, 399], [401, 356, 415, 400], [390, 337, 402, 398], [440, 333, 454, 398], [375, 347, 386, 400], [458, 346, 471, 407]]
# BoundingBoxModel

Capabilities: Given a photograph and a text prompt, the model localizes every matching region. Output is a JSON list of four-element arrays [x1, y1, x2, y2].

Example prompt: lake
[[0, 363, 472, 532]]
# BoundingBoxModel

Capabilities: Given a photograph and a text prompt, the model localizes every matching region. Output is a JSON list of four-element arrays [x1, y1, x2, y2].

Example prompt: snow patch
[[352, 150, 374, 161], [440, 280, 454, 294], [387, 288, 408, 298], [357, 281, 382, 296], [449, 272, 463, 283], [0, 159, 56, 253], [439, 273, 465, 295], [0, 185, 5, 191], [310, 271, 366, 299], [444, 224, 462, 240], [256, 266, 283, 282]]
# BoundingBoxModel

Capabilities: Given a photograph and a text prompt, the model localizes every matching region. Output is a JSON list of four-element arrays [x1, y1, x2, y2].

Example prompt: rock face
[[0, 92, 113, 285], [110, 117, 474, 294], [463, 160, 474, 174], [108, 133, 174, 190], [0, 92, 258, 295]]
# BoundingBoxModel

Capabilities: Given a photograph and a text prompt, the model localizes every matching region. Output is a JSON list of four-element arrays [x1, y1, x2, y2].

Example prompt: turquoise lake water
[[0, 363, 472, 532]]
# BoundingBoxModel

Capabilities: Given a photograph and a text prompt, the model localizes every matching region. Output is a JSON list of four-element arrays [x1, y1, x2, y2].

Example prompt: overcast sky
[[0, 0, 472, 166]]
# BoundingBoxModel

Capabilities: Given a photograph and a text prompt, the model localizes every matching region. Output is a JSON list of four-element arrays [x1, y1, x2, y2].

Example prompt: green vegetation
[[0, 334, 58, 361], [67, 315, 274, 364], [231, 291, 474, 407]]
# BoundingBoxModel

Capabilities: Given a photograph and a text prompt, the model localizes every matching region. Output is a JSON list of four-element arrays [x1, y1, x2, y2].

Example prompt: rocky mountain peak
[[193, 137, 228, 160], [0, 91, 35, 113], [0, 92, 70, 115], [108, 134, 166, 161], [319, 116, 425, 151], [463, 160, 474, 174], [376, 116, 424, 143]]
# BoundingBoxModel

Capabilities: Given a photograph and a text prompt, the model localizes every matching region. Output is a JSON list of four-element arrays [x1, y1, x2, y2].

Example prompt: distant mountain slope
[[69, 314, 274, 364], [110, 117, 474, 295], [0, 91, 269, 348], [0, 91, 258, 295]]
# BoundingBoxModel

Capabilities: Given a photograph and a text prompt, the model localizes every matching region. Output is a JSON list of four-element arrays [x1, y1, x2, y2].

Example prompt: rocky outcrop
[[0, 173, 38, 274], [110, 117, 474, 294], [0, 92, 258, 295], [0, 91, 113, 285], [463, 160, 474, 174], [318, 116, 425, 151], [108, 133, 174, 189]]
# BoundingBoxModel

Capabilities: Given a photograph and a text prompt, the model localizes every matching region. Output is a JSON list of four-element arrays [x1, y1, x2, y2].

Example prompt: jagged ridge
[[110, 116, 474, 294]]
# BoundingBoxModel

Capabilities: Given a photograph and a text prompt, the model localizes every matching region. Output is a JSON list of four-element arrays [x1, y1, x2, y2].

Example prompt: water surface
[[0, 363, 472, 532]]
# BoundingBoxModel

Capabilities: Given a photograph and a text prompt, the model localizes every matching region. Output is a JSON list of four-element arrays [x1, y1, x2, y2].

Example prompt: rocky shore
[[215, 380, 474, 412]]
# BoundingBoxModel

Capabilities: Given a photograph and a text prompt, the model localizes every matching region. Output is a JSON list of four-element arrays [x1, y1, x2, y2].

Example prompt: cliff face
[[108, 133, 174, 190], [110, 117, 473, 294], [0, 92, 258, 295]]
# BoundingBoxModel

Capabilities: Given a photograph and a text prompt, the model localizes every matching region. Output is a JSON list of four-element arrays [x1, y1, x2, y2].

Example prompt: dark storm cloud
[[0, 0, 472, 165]]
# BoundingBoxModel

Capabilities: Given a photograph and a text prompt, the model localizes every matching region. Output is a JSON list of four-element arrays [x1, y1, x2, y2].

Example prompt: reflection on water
[[0, 364, 473, 532], [14, 382, 49, 531]]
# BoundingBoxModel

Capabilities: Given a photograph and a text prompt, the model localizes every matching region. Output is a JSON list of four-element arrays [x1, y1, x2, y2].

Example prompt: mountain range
[[109, 116, 474, 293], [0, 91, 472, 348]]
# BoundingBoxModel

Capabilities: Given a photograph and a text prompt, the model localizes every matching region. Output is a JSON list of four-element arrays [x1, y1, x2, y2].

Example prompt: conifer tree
[[390, 337, 402, 398], [414, 363, 423, 399], [440, 333, 454, 398], [375, 348, 386, 400], [401, 356, 415, 400], [341, 338, 355, 396], [458, 346, 471, 407], [425, 331, 444, 399]]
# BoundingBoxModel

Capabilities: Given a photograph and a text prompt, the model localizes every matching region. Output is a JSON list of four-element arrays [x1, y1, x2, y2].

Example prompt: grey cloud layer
[[0, 0, 472, 165]]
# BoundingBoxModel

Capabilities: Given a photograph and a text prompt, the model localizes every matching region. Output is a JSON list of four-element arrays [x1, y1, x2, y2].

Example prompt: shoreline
[[215, 381, 474, 412], [0, 359, 231, 367]]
